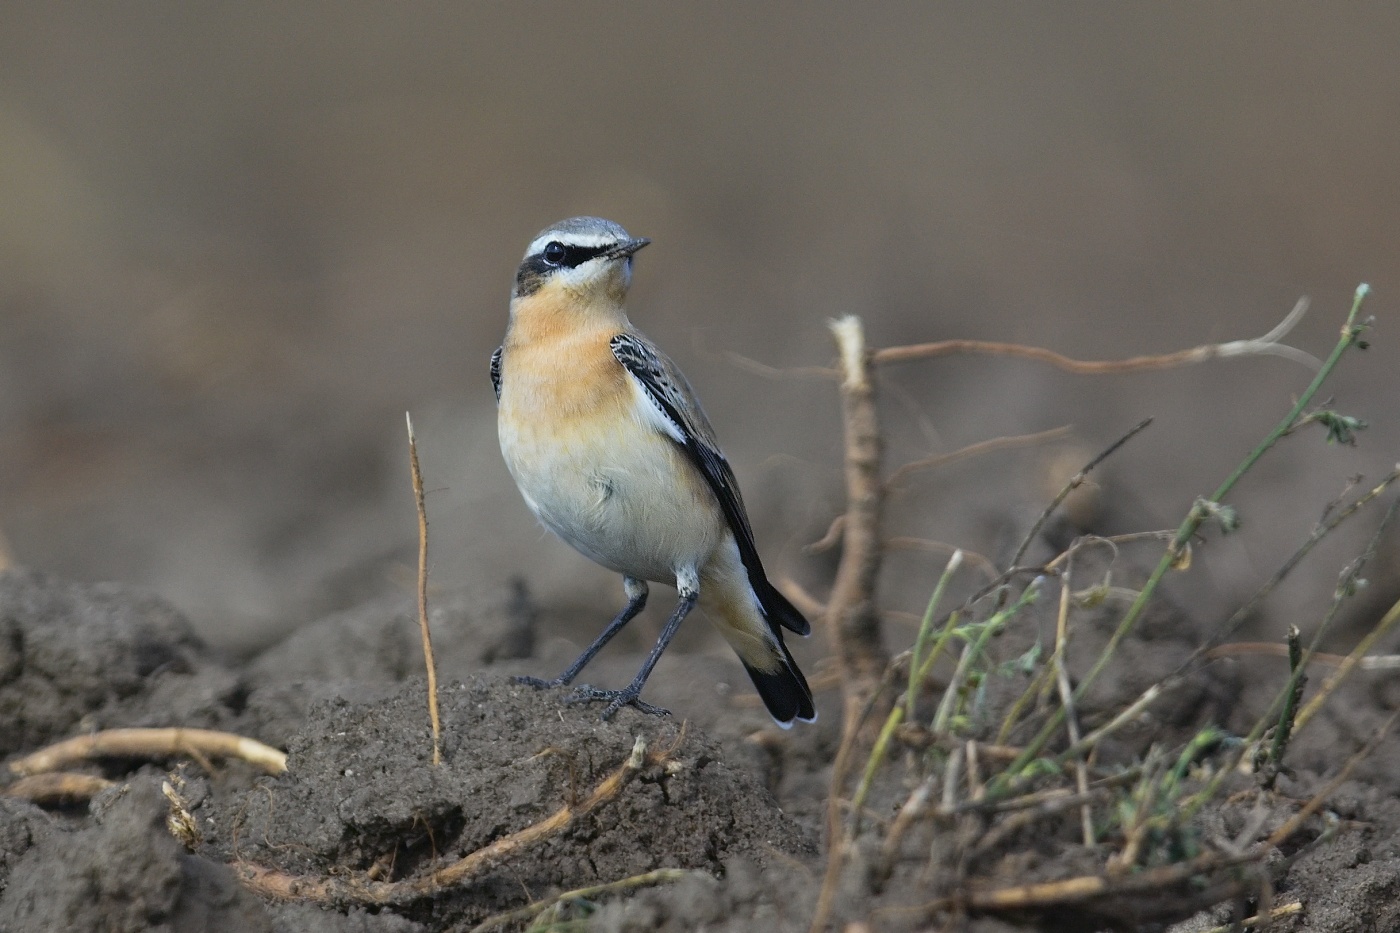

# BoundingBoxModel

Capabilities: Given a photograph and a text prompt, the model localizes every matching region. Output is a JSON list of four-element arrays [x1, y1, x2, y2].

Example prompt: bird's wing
[[490, 345, 503, 402], [610, 331, 809, 636]]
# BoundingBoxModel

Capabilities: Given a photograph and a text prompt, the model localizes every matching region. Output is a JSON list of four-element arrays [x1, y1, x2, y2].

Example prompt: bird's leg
[[515, 576, 649, 690], [567, 572, 698, 720]]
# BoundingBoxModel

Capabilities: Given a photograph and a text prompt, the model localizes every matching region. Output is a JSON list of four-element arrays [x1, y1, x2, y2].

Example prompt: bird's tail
[[756, 578, 811, 636], [702, 553, 817, 726], [740, 641, 816, 727], [706, 587, 817, 727]]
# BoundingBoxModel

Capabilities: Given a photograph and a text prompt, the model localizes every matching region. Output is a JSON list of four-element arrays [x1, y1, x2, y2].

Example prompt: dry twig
[[7, 727, 287, 777], [1204, 466, 1400, 655], [1294, 594, 1400, 736], [872, 297, 1317, 370], [1267, 706, 1400, 847], [824, 316, 890, 695], [406, 413, 443, 766], [236, 736, 662, 905], [809, 665, 900, 933], [885, 425, 1074, 488], [1007, 418, 1153, 571], [468, 867, 696, 932], [1205, 643, 1400, 670], [4, 772, 114, 805]]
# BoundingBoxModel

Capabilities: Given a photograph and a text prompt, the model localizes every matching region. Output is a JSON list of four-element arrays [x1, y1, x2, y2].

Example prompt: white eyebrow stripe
[[525, 231, 620, 256]]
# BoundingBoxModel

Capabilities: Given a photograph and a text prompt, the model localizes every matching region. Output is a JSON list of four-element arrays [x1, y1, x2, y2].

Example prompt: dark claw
[[564, 684, 671, 720]]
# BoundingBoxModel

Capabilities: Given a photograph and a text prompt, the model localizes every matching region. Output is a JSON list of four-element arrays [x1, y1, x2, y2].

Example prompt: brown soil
[[1, 565, 1398, 932]]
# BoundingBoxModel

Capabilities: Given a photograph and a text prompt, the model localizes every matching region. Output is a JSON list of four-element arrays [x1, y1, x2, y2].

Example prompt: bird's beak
[[606, 237, 650, 260]]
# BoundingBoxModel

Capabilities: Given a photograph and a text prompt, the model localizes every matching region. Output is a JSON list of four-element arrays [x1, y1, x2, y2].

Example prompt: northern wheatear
[[493, 216, 816, 725]]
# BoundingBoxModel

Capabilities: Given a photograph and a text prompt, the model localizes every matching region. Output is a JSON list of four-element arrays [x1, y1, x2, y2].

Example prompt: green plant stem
[[994, 284, 1371, 796], [849, 705, 904, 834], [1294, 592, 1400, 735], [1162, 727, 1226, 799], [1142, 484, 1397, 822], [932, 582, 1041, 734], [915, 611, 961, 689], [1264, 626, 1305, 785], [907, 550, 963, 713], [1207, 286, 1368, 505], [1180, 495, 1397, 821], [1223, 494, 1399, 797], [1006, 418, 1154, 570], [1202, 466, 1400, 658]]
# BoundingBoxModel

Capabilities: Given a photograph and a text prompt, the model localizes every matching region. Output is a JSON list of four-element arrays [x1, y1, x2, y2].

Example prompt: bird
[[492, 216, 816, 726]]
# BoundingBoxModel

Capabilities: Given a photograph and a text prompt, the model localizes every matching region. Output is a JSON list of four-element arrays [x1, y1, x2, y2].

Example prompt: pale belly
[[499, 409, 725, 585]]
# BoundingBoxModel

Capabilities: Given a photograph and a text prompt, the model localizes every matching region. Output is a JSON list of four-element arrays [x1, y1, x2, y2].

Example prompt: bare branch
[[722, 349, 838, 381], [824, 316, 889, 694], [5, 772, 115, 805], [886, 425, 1074, 488], [8, 728, 287, 777], [1008, 419, 1154, 570], [872, 297, 1318, 370]]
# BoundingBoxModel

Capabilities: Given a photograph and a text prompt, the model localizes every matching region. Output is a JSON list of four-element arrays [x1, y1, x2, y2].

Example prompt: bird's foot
[[564, 684, 670, 720]]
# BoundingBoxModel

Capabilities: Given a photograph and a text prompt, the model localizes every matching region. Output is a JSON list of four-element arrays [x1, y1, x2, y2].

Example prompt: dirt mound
[[203, 678, 811, 929], [0, 568, 812, 931], [0, 568, 240, 755], [0, 779, 271, 933], [2, 565, 1400, 931]]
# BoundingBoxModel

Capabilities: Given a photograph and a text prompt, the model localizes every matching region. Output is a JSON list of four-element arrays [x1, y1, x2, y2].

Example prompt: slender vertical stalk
[[407, 413, 442, 767]]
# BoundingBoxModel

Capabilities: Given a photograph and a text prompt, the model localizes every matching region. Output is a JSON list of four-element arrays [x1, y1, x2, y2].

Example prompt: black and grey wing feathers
[[490, 345, 503, 402], [610, 331, 810, 637]]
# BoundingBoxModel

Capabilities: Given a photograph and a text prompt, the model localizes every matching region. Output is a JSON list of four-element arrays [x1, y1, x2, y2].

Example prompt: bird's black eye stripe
[[540, 242, 611, 269]]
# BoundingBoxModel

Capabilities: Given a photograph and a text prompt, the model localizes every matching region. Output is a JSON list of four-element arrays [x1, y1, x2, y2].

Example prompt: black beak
[[605, 237, 650, 260]]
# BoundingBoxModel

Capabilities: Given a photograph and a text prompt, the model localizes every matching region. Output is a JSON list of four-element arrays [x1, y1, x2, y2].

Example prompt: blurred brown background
[[1, 3, 1395, 653]]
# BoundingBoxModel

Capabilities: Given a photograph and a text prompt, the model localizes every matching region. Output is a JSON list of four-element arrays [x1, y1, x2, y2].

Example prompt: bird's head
[[512, 216, 650, 308]]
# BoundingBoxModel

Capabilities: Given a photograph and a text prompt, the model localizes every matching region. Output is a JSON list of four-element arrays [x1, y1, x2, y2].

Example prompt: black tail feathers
[[742, 642, 816, 727], [758, 580, 810, 636]]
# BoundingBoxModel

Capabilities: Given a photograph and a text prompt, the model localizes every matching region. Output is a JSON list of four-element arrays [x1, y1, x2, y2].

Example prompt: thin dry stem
[[1205, 643, 1400, 670], [722, 349, 840, 381], [1051, 563, 1094, 846], [1062, 684, 1163, 764], [883, 538, 999, 582], [880, 775, 936, 865], [5, 772, 115, 804], [808, 691, 868, 933], [8, 727, 287, 777], [468, 868, 694, 932], [406, 413, 442, 767], [1204, 466, 1400, 655], [1267, 706, 1400, 847], [1008, 418, 1153, 571], [872, 297, 1317, 370], [889, 851, 1260, 920], [967, 784, 1114, 861], [1294, 594, 1400, 735], [777, 576, 828, 620], [805, 514, 846, 554], [809, 664, 901, 933], [825, 316, 890, 696], [237, 737, 661, 905], [886, 425, 1074, 488], [1198, 903, 1302, 933]]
